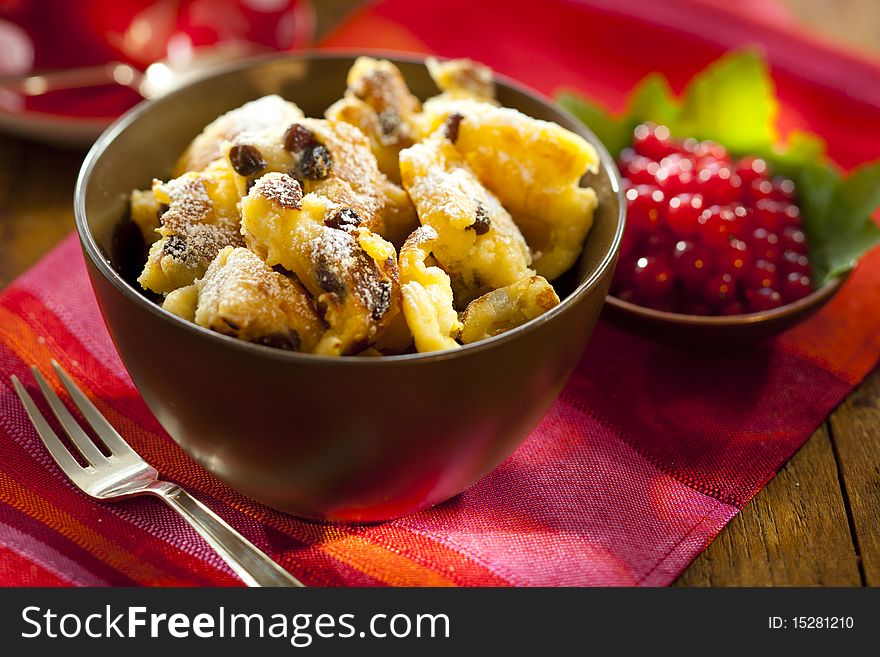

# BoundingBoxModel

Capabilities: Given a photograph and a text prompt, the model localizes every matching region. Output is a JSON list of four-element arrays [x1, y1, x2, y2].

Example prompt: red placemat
[[1, 0, 878, 586]]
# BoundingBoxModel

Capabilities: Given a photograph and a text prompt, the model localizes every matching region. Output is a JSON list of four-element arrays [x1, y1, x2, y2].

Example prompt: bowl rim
[[74, 50, 625, 366], [604, 271, 847, 325]]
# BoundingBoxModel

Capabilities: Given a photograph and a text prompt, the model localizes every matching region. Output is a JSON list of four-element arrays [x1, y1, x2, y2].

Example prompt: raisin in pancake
[[163, 247, 324, 352], [130, 57, 596, 356], [174, 95, 304, 176], [224, 117, 417, 247], [240, 173, 401, 356], [138, 159, 243, 295]]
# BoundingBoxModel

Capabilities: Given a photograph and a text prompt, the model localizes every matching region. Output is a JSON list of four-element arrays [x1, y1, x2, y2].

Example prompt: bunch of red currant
[[613, 123, 813, 315]]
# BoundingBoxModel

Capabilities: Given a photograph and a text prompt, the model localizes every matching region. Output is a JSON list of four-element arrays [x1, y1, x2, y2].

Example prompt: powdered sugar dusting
[[253, 173, 303, 209], [163, 221, 244, 268], [163, 177, 212, 225], [158, 177, 242, 267], [348, 57, 421, 146], [310, 226, 392, 320]]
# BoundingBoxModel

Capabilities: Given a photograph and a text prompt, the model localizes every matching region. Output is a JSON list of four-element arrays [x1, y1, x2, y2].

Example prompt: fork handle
[[149, 482, 304, 587]]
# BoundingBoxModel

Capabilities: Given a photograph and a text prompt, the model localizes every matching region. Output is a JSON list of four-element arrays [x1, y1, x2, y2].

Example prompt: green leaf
[[824, 221, 880, 281], [677, 49, 778, 152], [554, 48, 880, 286], [825, 161, 880, 280], [785, 162, 841, 283], [558, 75, 680, 157], [776, 160, 880, 284], [836, 161, 880, 226], [628, 74, 680, 129], [771, 130, 827, 168]]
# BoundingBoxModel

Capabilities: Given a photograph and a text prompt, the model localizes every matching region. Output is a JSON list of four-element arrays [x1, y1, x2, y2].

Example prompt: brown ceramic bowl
[[604, 275, 847, 345], [74, 52, 625, 522]]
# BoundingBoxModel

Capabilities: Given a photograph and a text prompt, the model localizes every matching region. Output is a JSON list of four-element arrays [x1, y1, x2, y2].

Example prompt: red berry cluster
[[612, 123, 813, 315]]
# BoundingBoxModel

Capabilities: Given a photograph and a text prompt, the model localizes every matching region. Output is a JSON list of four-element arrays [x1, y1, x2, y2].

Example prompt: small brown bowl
[[603, 274, 847, 345], [74, 52, 625, 522]]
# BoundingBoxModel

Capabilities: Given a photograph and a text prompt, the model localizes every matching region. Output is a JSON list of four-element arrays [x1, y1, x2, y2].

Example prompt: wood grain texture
[[830, 369, 880, 586], [676, 424, 863, 586], [0, 138, 84, 289]]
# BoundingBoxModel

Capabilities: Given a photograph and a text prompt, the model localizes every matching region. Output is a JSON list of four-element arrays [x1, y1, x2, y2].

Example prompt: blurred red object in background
[[0, 0, 313, 131], [0, 0, 312, 69]]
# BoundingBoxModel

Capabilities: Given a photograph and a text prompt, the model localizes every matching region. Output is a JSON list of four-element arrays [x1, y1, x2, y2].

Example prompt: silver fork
[[10, 360, 303, 587]]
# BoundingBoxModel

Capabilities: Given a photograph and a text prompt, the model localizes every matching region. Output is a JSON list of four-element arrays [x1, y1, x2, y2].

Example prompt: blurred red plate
[[0, 0, 314, 146]]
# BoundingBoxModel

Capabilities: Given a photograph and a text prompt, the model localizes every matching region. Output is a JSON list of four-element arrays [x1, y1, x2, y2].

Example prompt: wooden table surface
[[0, 0, 878, 587]]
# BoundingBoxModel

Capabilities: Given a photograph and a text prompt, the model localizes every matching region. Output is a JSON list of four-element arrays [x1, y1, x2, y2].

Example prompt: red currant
[[781, 226, 807, 253], [754, 199, 788, 232], [734, 156, 768, 187], [618, 147, 637, 168], [633, 123, 677, 161], [770, 177, 796, 202], [659, 153, 695, 173], [716, 238, 752, 278], [655, 167, 694, 197], [782, 272, 813, 302], [748, 178, 774, 203], [696, 205, 739, 249], [665, 193, 704, 237], [614, 135, 809, 316], [673, 240, 713, 290], [730, 204, 751, 237], [719, 301, 746, 316], [695, 162, 741, 205], [780, 203, 802, 228], [644, 229, 676, 256], [624, 156, 661, 185], [687, 139, 730, 164], [744, 259, 779, 290], [749, 227, 781, 263], [656, 153, 696, 196], [781, 250, 811, 277], [626, 185, 665, 232], [703, 273, 738, 306], [631, 256, 675, 301], [746, 287, 784, 311]]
